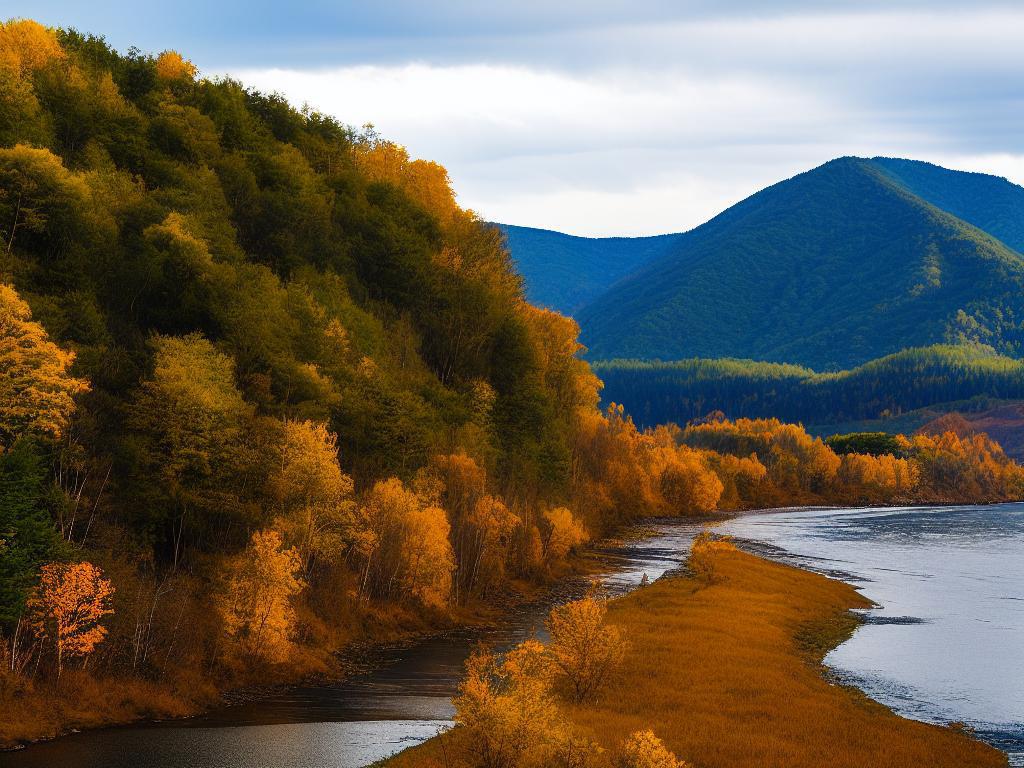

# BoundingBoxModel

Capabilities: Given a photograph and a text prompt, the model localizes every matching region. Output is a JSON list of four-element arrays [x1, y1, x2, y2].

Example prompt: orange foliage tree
[[27, 562, 114, 679], [219, 530, 305, 663], [357, 478, 455, 609], [547, 593, 627, 703], [617, 730, 690, 768], [454, 639, 567, 768]]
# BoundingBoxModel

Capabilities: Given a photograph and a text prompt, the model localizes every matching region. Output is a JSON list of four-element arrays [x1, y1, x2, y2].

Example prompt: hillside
[[496, 223, 685, 314], [537, 157, 1024, 369]]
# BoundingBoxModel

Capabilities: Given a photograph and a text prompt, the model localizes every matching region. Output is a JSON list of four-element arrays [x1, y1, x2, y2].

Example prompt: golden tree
[[219, 530, 305, 662], [617, 730, 690, 768], [27, 562, 114, 679], [542, 507, 588, 565], [454, 639, 566, 768], [0, 19, 64, 75], [0, 283, 89, 448], [154, 50, 197, 82], [357, 477, 455, 609], [267, 419, 356, 574], [546, 594, 627, 703]]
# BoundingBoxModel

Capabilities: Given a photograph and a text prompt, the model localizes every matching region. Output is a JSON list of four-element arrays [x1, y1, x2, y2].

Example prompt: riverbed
[[0, 523, 705, 768], [719, 503, 1024, 766], [3, 505, 1020, 767]]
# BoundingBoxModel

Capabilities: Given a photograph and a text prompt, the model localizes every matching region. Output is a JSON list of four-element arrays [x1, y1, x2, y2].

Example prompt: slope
[[496, 223, 686, 315], [576, 157, 1024, 369]]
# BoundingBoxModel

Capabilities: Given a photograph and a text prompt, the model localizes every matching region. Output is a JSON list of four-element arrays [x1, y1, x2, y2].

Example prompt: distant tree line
[[594, 344, 1024, 428]]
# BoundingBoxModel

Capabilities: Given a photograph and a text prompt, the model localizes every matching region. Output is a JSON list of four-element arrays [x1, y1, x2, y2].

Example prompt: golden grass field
[[387, 544, 1007, 768]]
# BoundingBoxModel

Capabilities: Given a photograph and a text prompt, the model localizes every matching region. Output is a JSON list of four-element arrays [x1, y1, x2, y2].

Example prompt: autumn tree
[[266, 419, 356, 576], [454, 639, 567, 768], [542, 507, 588, 566], [357, 478, 455, 609], [688, 531, 735, 585], [546, 593, 627, 703], [27, 561, 114, 679], [127, 333, 253, 563], [219, 529, 304, 663], [0, 283, 89, 448], [617, 730, 690, 768]]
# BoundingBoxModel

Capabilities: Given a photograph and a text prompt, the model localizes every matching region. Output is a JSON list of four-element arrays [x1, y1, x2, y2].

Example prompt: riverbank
[[385, 543, 1007, 768]]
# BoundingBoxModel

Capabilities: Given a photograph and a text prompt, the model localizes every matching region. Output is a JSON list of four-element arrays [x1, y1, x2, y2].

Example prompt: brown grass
[[387, 545, 1007, 768]]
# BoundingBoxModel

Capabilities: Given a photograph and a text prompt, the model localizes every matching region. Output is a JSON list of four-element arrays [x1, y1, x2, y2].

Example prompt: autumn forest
[[0, 18, 1022, 766]]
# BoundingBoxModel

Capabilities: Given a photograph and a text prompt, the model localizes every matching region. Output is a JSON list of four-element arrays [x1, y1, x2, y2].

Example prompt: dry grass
[[388, 545, 1007, 768]]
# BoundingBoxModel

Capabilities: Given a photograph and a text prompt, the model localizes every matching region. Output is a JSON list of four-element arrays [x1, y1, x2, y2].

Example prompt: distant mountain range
[[498, 157, 1024, 370]]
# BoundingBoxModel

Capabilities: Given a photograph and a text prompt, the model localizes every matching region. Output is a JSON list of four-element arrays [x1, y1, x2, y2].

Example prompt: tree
[[356, 478, 455, 608], [0, 283, 89, 448], [267, 419, 356, 575], [0, 145, 91, 256], [546, 594, 627, 703], [218, 529, 304, 662], [127, 333, 253, 561], [0, 441, 63, 628], [617, 730, 690, 768], [454, 639, 565, 768], [27, 561, 114, 679], [542, 507, 588, 565]]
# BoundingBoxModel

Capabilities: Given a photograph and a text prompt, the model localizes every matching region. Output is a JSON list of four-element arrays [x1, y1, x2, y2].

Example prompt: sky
[[20, 1, 1024, 236]]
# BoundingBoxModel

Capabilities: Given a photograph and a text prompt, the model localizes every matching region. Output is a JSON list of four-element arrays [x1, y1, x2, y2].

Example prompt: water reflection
[[0, 522, 704, 768]]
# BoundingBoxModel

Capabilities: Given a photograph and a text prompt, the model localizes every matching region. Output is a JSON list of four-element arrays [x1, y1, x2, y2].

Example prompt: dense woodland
[[1, 20, 1023, 745], [594, 345, 1024, 428]]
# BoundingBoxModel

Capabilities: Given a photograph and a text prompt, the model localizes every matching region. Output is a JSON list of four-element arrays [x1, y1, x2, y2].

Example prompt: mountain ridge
[[501, 156, 1024, 370]]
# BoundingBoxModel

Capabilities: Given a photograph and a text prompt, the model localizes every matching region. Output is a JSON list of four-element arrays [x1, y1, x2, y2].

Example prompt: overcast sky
[[22, 1, 1024, 235]]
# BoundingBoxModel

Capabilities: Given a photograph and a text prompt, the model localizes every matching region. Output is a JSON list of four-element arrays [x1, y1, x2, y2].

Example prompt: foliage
[[454, 640, 567, 768], [546, 594, 627, 703], [0, 283, 88, 447], [218, 529, 304, 662], [617, 730, 689, 768], [27, 561, 113, 678]]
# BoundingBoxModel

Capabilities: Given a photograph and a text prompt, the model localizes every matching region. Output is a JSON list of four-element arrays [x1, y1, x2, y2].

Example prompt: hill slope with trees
[[495, 223, 685, 315], [575, 157, 1024, 369]]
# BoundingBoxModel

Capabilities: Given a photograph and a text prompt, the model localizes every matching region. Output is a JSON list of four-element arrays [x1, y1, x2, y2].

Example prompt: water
[[0, 523, 703, 768], [719, 503, 1024, 766], [5, 507, 1020, 767]]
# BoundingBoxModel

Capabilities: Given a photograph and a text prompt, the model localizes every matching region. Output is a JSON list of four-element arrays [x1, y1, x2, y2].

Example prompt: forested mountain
[[577, 157, 1024, 369], [871, 157, 1024, 253], [594, 344, 1024, 429], [496, 224, 684, 314]]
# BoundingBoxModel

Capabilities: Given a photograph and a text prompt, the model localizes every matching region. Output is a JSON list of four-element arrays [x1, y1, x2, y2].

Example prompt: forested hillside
[[496, 224, 684, 315], [594, 345, 1024, 428], [563, 157, 1024, 369], [2, 20, 1023, 747]]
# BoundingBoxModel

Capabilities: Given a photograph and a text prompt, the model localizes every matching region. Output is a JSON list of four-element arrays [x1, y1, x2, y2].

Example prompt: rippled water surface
[[0, 523, 702, 768], [720, 503, 1024, 765]]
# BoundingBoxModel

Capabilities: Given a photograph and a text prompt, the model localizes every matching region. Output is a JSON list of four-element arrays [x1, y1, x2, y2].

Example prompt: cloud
[[24, 0, 1024, 235]]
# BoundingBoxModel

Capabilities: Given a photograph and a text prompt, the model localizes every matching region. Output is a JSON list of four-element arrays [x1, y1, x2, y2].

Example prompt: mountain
[[496, 223, 685, 315], [572, 157, 1024, 369]]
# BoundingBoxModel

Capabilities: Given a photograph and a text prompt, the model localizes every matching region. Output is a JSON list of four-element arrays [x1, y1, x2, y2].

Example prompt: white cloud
[[226, 7, 1024, 236]]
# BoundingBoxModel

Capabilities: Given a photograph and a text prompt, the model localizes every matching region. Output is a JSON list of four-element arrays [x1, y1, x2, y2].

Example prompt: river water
[[3, 505, 1021, 767], [0, 524, 703, 768], [719, 503, 1024, 766]]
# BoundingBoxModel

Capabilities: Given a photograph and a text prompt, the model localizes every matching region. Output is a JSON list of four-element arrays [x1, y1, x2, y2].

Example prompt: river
[[3, 505, 1021, 767], [719, 503, 1024, 766]]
